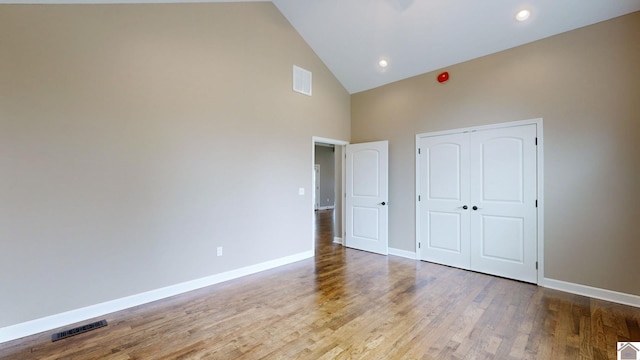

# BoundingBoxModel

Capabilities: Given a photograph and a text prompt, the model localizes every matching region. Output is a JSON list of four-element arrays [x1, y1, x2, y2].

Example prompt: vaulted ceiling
[[272, 0, 640, 93], [5, 0, 640, 93]]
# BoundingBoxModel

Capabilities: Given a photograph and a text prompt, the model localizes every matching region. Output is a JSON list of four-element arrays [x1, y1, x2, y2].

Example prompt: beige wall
[[0, 3, 350, 328], [352, 12, 640, 296]]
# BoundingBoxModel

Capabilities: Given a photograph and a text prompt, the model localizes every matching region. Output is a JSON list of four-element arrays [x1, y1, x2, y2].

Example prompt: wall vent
[[51, 320, 108, 342], [293, 65, 312, 96]]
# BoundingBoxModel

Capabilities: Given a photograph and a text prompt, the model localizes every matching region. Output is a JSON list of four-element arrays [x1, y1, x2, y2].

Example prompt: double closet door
[[417, 123, 538, 283]]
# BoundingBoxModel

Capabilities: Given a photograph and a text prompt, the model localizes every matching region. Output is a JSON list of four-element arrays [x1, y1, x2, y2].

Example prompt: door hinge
[[418, 242, 421, 249], [536, 261, 538, 270], [535, 200, 538, 207], [418, 148, 421, 154], [418, 195, 421, 201], [535, 137, 538, 145]]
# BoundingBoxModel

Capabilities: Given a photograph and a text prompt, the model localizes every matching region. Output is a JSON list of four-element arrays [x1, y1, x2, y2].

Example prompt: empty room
[[0, 1, 639, 359]]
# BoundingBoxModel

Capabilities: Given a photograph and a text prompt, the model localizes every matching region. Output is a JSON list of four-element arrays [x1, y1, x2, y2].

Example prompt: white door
[[419, 133, 470, 269], [469, 125, 537, 283], [345, 141, 389, 255], [417, 123, 538, 283]]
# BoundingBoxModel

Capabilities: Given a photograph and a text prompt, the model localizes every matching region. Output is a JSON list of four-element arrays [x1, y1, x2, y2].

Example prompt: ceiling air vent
[[293, 65, 312, 96]]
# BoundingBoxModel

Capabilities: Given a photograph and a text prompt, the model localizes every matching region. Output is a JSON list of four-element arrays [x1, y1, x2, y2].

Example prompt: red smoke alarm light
[[437, 71, 449, 83]]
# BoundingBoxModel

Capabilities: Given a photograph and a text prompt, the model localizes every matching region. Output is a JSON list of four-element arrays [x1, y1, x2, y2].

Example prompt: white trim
[[415, 118, 544, 285], [415, 134, 421, 260], [333, 237, 343, 245], [341, 146, 346, 244], [389, 248, 417, 260], [542, 278, 640, 308], [416, 118, 542, 138], [535, 120, 545, 285], [312, 137, 349, 146], [0, 250, 313, 344], [316, 206, 335, 211]]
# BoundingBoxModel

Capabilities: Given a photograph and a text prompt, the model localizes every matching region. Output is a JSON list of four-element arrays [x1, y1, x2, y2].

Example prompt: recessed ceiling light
[[378, 59, 388, 68], [515, 9, 531, 22]]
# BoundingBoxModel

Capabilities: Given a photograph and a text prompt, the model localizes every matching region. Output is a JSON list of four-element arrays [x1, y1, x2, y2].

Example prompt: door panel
[[480, 215, 524, 262], [470, 124, 537, 283], [419, 133, 470, 269], [352, 150, 380, 197], [345, 141, 388, 255], [352, 206, 380, 240], [429, 143, 463, 200], [480, 137, 524, 202], [428, 212, 462, 252]]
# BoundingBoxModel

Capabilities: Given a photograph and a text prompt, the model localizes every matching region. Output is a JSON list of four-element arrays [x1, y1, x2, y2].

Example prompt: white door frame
[[415, 118, 544, 284], [312, 137, 349, 251]]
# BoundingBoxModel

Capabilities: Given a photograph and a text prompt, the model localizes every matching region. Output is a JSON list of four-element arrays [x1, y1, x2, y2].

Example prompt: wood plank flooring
[[1, 209, 639, 359]]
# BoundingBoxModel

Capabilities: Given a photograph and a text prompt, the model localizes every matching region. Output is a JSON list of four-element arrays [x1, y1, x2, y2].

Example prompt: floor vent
[[51, 320, 108, 342]]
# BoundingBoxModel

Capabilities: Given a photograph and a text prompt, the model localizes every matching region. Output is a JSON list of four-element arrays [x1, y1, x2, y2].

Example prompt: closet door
[[418, 133, 470, 269], [469, 125, 537, 283]]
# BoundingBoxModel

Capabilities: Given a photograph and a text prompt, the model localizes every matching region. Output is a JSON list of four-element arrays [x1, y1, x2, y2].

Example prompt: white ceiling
[[272, 0, 640, 93], [4, 0, 640, 93]]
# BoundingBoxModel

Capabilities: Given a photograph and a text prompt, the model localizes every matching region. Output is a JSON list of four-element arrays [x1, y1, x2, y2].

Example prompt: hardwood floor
[[1, 209, 639, 359]]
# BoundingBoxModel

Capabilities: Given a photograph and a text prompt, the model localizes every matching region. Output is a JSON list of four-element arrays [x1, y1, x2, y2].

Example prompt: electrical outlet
[[217, 247, 223, 257]]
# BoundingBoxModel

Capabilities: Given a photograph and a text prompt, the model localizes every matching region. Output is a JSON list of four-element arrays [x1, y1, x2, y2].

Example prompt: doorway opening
[[314, 164, 321, 210], [312, 137, 348, 252]]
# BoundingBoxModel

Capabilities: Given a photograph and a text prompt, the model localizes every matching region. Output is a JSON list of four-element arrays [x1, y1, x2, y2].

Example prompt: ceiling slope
[[273, 0, 640, 93]]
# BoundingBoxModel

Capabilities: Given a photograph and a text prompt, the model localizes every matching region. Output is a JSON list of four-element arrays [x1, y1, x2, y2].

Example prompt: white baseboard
[[0, 250, 314, 344], [5, 252, 637, 344], [542, 278, 640, 308], [333, 237, 343, 244], [389, 247, 417, 260], [385, 256, 640, 308]]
